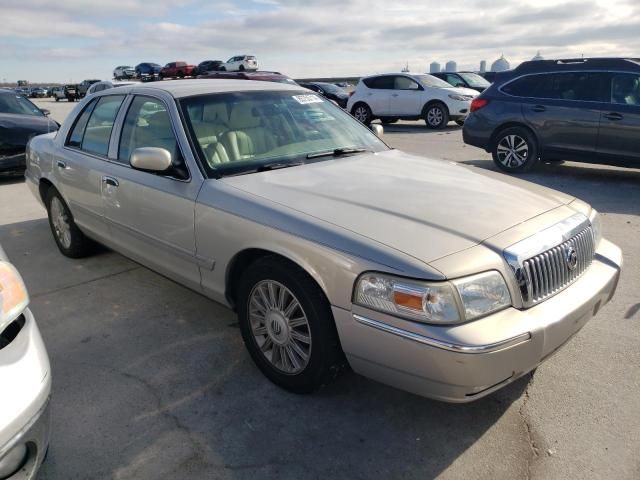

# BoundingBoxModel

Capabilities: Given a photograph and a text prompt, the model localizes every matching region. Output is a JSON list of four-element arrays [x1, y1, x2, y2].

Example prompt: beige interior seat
[[219, 102, 277, 161]]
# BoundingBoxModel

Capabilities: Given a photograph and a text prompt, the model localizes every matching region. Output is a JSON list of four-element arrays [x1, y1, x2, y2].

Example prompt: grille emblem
[[565, 246, 578, 271]]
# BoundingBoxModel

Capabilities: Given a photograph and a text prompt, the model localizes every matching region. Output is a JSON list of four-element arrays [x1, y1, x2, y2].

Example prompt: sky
[[1, 0, 639, 83]]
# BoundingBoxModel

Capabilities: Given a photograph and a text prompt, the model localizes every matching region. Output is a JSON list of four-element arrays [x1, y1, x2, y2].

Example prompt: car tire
[[55, 98, 59, 102], [455, 119, 465, 126], [351, 103, 372, 125], [219, 66, 226, 71], [381, 117, 399, 124], [177, 71, 184, 78], [424, 103, 449, 129], [239, 65, 245, 71], [491, 126, 539, 173], [45, 188, 95, 258], [237, 256, 344, 394]]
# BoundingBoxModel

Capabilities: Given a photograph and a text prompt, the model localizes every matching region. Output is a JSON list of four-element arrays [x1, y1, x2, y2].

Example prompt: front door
[[365, 75, 394, 116], [596, 72, 640, 166], [100, 95, 204, 290], [390, 75, 424, 116]]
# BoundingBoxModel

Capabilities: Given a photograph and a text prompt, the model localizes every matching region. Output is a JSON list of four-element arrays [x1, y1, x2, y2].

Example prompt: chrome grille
[[503, 213, 596, 308], [521, 227, 594, 305]]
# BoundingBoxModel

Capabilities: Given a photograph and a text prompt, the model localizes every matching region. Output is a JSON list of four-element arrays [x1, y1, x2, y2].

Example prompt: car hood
[[442, 86, 479, 97], [0, 113, 58, 152], [221, 150, 573, 264]]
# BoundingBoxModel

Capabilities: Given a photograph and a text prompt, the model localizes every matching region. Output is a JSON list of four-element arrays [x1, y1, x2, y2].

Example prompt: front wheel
[[46, 188, 95, 258], [219, 66, 226, 71], [239, 65, 245, 71], [492, 127, 539, 173], [424, 103, 449, 129], [351, 103, 372, 124], [237, 257, 344, 394]]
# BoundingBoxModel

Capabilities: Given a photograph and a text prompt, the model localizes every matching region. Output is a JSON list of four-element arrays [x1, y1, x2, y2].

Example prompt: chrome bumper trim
[[353, 314, 531, 354]]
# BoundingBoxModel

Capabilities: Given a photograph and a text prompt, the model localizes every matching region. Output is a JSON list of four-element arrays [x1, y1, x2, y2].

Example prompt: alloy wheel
[[497, 134, 529, 168], [248, 280, 312, 374], [50, 197, 72, 249], [427, 107, 443, 127], [354, 106, 369, 122]]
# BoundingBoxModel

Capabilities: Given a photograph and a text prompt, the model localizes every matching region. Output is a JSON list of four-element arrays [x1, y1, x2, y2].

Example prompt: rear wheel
[[352, 103, 372, 124], [46, 188, 95, 258], [177, 71, 185, 78], [492, 126, 539, 173], [239, 65, 245, 71], [219, 66, 226, 71], [424, 103, 449, 129], [237, 257, 344, 393]]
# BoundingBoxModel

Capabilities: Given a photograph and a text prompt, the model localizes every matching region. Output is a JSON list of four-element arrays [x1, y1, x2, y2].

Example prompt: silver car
[[24, 80, 621, 402], [0, 246, 51, 478]]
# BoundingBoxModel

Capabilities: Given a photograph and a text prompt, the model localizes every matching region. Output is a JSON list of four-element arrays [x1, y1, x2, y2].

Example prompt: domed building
[[532, 51, 544, 61], [491, 54, 511, 72], [429, 62, 441, 73], [445, 60, 457, 72]]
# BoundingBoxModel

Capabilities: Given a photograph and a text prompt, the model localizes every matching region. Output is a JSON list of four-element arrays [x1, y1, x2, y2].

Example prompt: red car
[[159, 61, 196, 79]]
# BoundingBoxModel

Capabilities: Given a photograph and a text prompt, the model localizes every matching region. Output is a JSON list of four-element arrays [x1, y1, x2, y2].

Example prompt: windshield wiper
[[257, 161, 305, 172], [306, 147, 370, 159]]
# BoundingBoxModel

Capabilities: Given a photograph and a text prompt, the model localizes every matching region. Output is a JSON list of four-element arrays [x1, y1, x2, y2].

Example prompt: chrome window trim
[[353, 314, 531, 354], [497, 69, 640, 103]]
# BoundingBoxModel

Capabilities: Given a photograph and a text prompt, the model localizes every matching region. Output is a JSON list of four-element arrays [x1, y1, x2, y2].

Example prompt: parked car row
[[114, 55, 260, 81]]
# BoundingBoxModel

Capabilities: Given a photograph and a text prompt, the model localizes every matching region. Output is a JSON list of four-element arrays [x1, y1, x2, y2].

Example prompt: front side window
[[0, 93, 44, 116], [180, 91, 388, 177], [394, 76, 421, 90], [364, 76, 394, 89], [118, 96, 183, 169], [611, 74, 640, 105], [81, 95, 125, 156], [458, 72, 490, 88]]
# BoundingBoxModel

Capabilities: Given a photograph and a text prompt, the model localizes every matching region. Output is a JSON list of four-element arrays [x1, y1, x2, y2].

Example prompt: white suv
[[347, 73, 478, 128], [218, 55, 259, 72]]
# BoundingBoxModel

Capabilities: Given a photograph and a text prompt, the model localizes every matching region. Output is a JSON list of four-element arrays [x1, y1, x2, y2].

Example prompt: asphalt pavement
[[0, 97, 637, 479]]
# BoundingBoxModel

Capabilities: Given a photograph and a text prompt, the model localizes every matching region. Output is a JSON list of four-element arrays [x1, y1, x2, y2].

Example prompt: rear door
[[362, 76, 394, 116], [56, 95, 125, 239], [390, 75, 424, 115], [99, 94, 204, 290], [596, 72, 640, 165], [506, 72, 608, 158]]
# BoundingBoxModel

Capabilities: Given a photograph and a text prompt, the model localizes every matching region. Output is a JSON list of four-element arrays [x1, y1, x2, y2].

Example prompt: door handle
[[531, 105, 546, 112], [102, 176, 119, 187], [604, 112, 623, 121], [57, 160, 67, 169]]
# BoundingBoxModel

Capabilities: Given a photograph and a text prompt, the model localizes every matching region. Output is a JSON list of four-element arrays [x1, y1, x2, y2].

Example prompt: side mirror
[[130, 147, 172, 172], [370, 124, 384, 138], [41, 108, 50, 116]]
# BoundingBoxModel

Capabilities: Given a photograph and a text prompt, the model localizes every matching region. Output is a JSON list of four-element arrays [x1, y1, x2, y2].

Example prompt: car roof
[[115, 79, 303, 98]]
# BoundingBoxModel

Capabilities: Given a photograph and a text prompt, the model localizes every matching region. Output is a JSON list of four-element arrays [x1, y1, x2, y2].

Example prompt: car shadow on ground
[[1, 218, 532, 480], [375, 121, 462, 135], [459, 159, 640, 217]]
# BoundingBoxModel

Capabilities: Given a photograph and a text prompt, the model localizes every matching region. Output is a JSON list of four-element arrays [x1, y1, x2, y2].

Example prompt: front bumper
[[447, 99, 471, 120], [0, 308, 52, 479], [333, 238, 622, 402], [0, 153, 26, 174]]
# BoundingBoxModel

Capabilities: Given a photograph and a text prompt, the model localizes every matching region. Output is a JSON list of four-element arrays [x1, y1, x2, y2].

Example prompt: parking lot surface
[[1, 98, 638, 479]]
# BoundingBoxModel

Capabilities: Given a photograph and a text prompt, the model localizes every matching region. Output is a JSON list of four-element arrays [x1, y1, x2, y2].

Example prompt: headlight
[[0, 261, 29, 330], [353, 273, 460, 324], [452, 271, 511, 320], [448, 94, 471, 101], [353, 271, 511, 324], [589, 208, 602, 247]]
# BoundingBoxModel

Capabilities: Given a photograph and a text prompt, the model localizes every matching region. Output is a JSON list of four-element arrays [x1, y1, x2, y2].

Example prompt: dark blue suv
[[463, 58, 640, 173]]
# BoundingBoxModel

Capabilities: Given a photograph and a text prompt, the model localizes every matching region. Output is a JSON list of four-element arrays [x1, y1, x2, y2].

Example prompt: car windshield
[[316, 83, 346, 95], [458, 72, 491, 88], [413, 74, 456, 89], [0, 93, 43, 116], [181, 90, 388, 177]]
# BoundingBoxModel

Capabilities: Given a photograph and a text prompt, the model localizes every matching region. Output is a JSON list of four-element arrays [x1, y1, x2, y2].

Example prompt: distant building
[[445, 60, 457, 72], [479, 60, 487, 73], [491, 54, 510, 72], [532, 51, 544, 61], [429, 61, 441, 73]]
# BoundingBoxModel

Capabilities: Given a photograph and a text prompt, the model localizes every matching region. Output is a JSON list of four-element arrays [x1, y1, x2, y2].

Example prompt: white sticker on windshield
[[292, 94, 323, 104]]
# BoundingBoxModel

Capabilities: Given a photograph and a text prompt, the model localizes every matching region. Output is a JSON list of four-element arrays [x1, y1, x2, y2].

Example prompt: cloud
[[1, 0, 639, 81]]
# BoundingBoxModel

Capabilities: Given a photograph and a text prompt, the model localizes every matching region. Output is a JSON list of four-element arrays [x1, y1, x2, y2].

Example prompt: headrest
[[229, 102, 261, 129], [146, 111, 171, 130], [203, 103, 229, 124]]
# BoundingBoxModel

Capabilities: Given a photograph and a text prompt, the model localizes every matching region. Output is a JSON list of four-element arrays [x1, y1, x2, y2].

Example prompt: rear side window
[[80, 95, 125, 156], [502, 72, 608, 102], [394, 76, 420, 90], [67, 99, 97, 148], [363, 76, 394, 89]]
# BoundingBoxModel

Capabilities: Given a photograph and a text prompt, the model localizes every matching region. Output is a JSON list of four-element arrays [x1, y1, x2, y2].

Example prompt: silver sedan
[[25, 80, 621, 402], [0, 246, 51, 479]]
